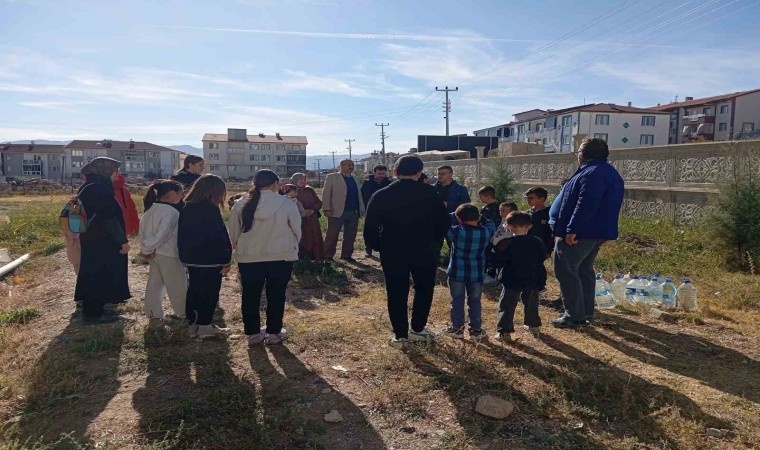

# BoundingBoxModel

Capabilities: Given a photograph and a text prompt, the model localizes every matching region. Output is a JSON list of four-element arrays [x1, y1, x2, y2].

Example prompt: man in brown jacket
[[322, 159, 366, 260]]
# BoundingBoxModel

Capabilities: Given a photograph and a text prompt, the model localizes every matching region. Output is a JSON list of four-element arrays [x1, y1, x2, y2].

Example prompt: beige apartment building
[[652, 89, 760, 144], [0, 142, 66, 180], [64, 140, 181, 179], [201, 128, 308, 179]]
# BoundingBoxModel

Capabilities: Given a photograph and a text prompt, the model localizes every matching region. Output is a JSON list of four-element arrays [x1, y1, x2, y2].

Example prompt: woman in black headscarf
[[75, 157, 131, 323]]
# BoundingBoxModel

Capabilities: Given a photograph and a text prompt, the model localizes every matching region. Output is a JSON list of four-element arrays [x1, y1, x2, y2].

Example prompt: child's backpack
[[59, 185, 94, 234]]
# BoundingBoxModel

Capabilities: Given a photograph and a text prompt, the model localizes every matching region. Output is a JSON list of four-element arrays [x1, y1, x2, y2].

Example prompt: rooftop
[[65, 140, 176, 152], [650, 89, 760, 110], [0, 143, 65, 154], [202, 133, 308, 145]]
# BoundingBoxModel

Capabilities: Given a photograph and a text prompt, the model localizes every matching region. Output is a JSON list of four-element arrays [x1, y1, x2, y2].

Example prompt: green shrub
[[484, 159, 517, 203], [704, 174, 760, 273], [0, 307, 40, 325]]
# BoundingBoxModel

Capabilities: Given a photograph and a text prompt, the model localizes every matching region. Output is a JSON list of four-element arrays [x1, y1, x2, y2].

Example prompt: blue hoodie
[[554, 159, 624, 240]]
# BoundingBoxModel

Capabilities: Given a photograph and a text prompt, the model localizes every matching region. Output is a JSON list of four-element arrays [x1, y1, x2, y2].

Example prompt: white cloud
[[281, 70, 371, 98]]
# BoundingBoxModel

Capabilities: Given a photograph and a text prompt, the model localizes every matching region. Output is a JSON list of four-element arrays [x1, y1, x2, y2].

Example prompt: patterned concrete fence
[[424, 140, 760, 224]]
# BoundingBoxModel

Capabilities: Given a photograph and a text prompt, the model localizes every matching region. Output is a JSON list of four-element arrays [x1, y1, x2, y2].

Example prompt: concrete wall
[[422, 140, 760, 224]]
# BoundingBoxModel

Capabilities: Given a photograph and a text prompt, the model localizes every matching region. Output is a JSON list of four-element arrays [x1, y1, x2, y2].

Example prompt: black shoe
[[365, 251, 373, 258], [551, 316, 589, 329], [83, 315, 120, 324], [340, 256, 355, 261]]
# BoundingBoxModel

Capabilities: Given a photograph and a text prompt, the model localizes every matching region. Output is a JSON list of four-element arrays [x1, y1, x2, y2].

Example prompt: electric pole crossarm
[[345, 138, 355, 160], [375, 123, 389, 165]]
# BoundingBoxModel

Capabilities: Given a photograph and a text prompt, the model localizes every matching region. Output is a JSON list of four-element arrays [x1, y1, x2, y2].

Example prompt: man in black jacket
[[360, 164, 392, 257], [171, 155, 204, 191], [364, 155, 450, 348]]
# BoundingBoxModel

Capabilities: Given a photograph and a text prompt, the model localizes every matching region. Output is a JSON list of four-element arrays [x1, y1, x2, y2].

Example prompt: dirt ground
[[1, 236, 759, 449]]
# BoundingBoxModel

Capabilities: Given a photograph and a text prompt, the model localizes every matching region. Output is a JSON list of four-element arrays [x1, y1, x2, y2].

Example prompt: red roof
[[0, 143, 65, 154], [65, 140, 176, 152], [650, 89, 760, 111]]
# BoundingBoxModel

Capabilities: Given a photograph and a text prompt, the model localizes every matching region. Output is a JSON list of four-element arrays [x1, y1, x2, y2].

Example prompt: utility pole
[[375, 123, 389, 165], [344, 139, 355, 160], [314, 158, 321, 187], [436, 86, 458, 136], [329, 151, 337, 172]]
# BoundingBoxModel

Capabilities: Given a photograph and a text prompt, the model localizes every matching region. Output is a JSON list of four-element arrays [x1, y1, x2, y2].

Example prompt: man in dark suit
[[364, 155, 450, 348]]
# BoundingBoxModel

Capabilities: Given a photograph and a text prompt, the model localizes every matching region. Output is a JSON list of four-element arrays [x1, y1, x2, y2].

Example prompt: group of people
[[67, 137, 624, 349]]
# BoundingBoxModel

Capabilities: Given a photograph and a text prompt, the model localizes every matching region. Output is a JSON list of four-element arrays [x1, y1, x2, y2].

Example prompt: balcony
[[682, 114, 715, 125]]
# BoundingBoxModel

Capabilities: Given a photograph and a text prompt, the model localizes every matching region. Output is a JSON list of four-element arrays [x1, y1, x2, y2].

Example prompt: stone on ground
[[324, 410, 344, 423], [649, 308, 678, 323], [475, 395, 514, 419]]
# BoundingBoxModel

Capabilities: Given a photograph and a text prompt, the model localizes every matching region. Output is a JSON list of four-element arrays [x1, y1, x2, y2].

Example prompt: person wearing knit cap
[[290, 173, 325, 261], [75, 157, 131, 323]]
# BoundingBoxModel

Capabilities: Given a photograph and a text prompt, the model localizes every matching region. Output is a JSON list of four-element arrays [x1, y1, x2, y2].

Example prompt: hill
[[167, 145, 202, 155]]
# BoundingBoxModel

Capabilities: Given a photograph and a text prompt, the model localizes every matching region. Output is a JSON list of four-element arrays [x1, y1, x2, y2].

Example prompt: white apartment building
[[63, 140, 181, 179], [201, 128, 307, 180], [477, 104, 670, 152], [652, 89, 760, 143], [356, 151, 400, 172]]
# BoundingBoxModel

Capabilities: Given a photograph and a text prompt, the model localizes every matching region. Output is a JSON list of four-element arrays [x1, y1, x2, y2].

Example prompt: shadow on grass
[[14, 316, 126, 446], [483, 332, 733, 448], [589, 312, 760, 405]]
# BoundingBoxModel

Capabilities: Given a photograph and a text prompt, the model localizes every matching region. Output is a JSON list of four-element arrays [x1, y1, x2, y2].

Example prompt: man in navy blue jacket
[[435, 165, 471, 214], [552, 138, 624, 328]]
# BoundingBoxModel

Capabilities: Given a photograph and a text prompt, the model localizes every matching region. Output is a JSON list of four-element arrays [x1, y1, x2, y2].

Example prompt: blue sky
[[1, 0, 758, 156]]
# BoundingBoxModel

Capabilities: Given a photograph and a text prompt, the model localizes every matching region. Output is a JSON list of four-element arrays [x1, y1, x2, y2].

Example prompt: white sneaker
[[197, 324, 232, 340], [389, 336, 409, 349], [409, 328, 437, 342]]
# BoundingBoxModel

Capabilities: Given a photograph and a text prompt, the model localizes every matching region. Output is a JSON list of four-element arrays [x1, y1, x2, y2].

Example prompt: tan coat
[[322, 172, 366, 217]]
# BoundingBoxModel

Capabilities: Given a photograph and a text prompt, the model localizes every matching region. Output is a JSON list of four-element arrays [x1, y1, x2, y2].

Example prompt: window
[[517, 124, 525, 134], [148, 163, 160, 169], [719, 123, 727, 132], [52, 166, 58, 172], [209, 164, 220, 171], [262, 144, 270, 150], [742, 122, 755, 132], [641, 116, 656, 127], [250, 144, 260, 150], [535, 123, 543, 132], [209, 153, 220, 160], [703, 107, 711, 115], [595, 115, 610, 126], [125, 150, 144, 160], [148, 152, 160, 158], [208, 142, 219, 149], [720, 105, 729, 114], [250, 165, 259, 172], [228, 165, 237, 172], [22, 160, 42, 176], [261, 155, 271, 161], [72, 161, 84, 168], [125, 161, 145, 171], [276, 155, 285, 162], [593, 133, 608, 142], [640, 134, 654, 145], [562, 135, 571, 145], [249, 154, 259, 161], [562, 115, 572, 127], [293, 145, 301, 151], [71, 150, 83, 157], [276, 144, 285, 151]]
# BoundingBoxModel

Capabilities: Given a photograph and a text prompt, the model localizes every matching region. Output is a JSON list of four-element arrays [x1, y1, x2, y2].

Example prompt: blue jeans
[[448, 279, 483, 330], [554, 239, 606, 321]]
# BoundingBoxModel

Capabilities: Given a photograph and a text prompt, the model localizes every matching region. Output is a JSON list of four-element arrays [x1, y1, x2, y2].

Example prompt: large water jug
[[625, 276, 640, 303], [678, 279, 698, 312], [638, 276, 651, 302], [611, 273, 627, 303], [646, 277, 663, 306], [622, 272, 632, 283], [661, 278, 678, 309], [594, 274, 616, 309]]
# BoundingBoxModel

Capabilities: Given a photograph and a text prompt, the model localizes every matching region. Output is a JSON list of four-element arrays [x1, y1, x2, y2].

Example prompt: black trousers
[[186, 266, 223, 326], [497, 286, 541, 333], [238, 261, 293, 335], [382, 259, 437, 339]]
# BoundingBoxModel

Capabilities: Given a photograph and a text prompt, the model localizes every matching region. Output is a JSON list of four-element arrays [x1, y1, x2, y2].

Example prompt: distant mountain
[[168, 145, 202, 155], [306, 153, 372, 171], [9, 140, 71, 145]]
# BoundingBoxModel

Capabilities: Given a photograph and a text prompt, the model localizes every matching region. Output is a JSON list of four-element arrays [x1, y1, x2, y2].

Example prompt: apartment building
[[0, 142, 66, 180], [201, 128, 308, 179], [356, 151, 400, 172], [651, 89, 760, 144], [63, 140, 181, 179], [478, 103, 670, 152]]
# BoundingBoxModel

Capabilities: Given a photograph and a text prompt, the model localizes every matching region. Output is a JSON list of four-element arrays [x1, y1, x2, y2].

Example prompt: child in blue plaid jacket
[[444, 204, 496, 340]]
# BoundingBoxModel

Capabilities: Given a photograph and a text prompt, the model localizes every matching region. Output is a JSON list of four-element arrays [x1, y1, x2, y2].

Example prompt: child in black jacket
[[178, 174, 233, 339], [524, 187, 554, 291]]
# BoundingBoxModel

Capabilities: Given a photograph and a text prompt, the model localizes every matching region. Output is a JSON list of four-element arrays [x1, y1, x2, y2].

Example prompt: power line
[[436, 86, 459, 136], [375, 123, 389, 165]]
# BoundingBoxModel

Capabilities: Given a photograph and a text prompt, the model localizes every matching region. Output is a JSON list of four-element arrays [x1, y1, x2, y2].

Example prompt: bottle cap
[[614, 274, 622, 279], [664, 277, 673, 282], [683, 278, 691, 283]]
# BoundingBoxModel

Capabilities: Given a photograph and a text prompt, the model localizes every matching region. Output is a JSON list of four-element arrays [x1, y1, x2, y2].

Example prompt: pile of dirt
[[0, 178, 70, 194]]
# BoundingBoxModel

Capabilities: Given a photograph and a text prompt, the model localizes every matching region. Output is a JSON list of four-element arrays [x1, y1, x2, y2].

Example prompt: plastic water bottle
[[678, 279, 698, 312], [661, 278, 677, 309], [622, 272, 632, 284], [611, 273, 627, 303], [594, 274, 616, 309], [638, 276, 651, 302], [647, 276, 663, 306], [625, 276, 640, 303]]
